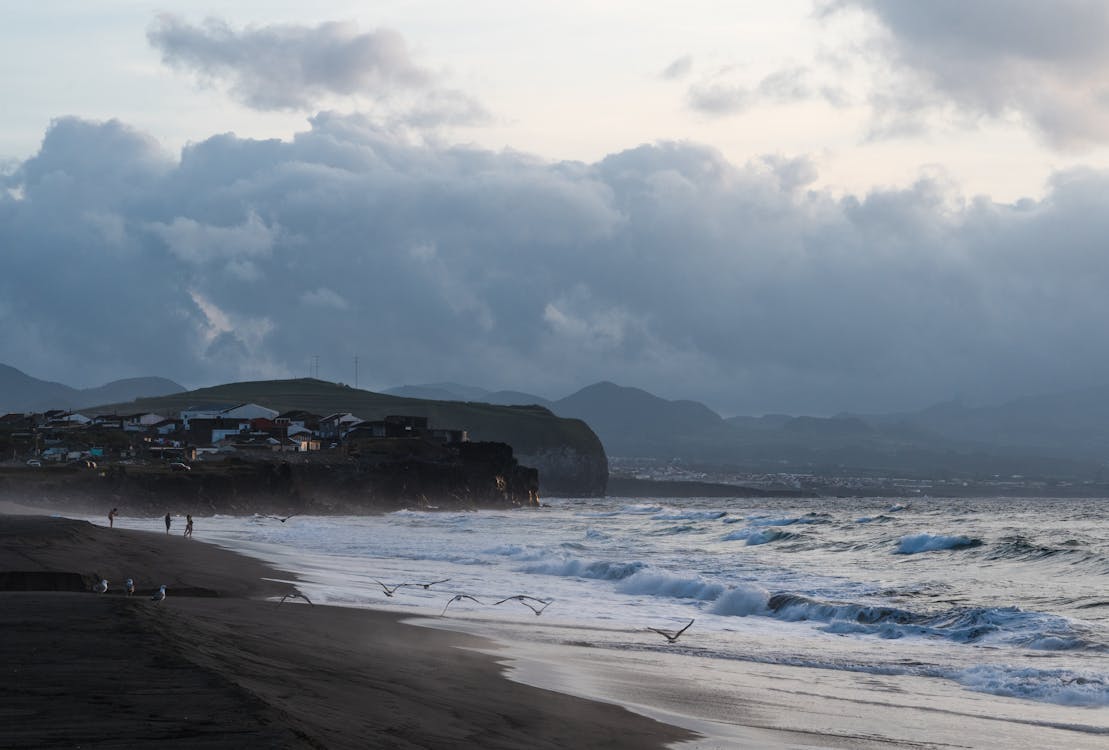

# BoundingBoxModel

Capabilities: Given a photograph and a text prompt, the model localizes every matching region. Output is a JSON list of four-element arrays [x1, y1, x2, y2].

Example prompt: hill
[[0, 364, 184, 414], [88, 378, 607, 496]]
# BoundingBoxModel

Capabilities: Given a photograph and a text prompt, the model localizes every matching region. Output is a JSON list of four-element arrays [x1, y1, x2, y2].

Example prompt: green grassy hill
[[88, 378, 608, 495]]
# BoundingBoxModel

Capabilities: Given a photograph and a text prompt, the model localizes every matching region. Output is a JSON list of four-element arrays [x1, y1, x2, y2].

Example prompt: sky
[[4, 1, 1109, 416]]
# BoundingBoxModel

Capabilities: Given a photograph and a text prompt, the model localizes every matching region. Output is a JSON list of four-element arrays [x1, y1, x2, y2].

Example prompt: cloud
[[826, 0, 1109, 149], [5, 114, 1109, 414], [686, 65, 831, 116], [660, 55, 693, 80], [146, 15, 487, 127]]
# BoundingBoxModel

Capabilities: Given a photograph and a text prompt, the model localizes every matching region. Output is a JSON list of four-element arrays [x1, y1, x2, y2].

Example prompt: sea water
[[106, 495, 1109, 717]]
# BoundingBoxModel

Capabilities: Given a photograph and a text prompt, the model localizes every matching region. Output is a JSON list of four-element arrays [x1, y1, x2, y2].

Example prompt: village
[[0, 403, 542, 511], [0, 402, 469, 467]]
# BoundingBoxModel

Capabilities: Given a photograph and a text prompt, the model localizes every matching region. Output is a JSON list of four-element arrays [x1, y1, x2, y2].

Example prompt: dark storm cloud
[[5, 114, 1109, 414], [826, 0, 1109, 148], [147, 15, 486, 125]]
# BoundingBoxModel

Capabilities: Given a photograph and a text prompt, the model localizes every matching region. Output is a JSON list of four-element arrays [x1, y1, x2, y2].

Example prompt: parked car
[[168, 462, 192, 471], [26, 459, 41, 467]]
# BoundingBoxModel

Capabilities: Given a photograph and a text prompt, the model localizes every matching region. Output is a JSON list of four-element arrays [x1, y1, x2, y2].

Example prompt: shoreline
[[0, 510, 694, 749]]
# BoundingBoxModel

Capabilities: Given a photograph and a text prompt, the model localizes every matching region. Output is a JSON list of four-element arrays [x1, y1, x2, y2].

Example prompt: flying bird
[[441, 594, 483, 616], [93, 579, 108, 594], [125, 578, 135, 596], [647, 618, 694, 644], [494, 595, 553, 616], [374, 580, 407, 597], [151, 585, 166, 603], [411, 578, 451, 590], [269, 514, 297, 523], [279, 591, 314, 606]]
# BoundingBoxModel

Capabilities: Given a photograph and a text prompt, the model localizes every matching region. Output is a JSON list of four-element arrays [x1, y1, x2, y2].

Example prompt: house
[[185, 417, 252, 446], [219, 403, 280, 421], [91, 415, 125, 430], [318, 413, 363, 440], [122, 413, 168, 432], [275, 410, 321, 431]]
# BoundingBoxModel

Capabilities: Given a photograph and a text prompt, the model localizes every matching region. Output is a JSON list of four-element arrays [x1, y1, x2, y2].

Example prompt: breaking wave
[[521, 556, 647, 581], [894, 533, 983, 555]]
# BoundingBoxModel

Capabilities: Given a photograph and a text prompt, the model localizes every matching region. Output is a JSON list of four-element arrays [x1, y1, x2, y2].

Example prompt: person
[[164, 513, 172, 534], [108, 507, 118, 528], [184, 514, 194, 539]]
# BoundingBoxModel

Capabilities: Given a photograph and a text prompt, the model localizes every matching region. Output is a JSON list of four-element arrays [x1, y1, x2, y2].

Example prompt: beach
[[0, 507, 694, 749]]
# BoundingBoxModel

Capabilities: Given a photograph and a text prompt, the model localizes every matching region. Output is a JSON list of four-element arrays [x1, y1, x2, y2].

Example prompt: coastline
[[0, 509, 694, 749]]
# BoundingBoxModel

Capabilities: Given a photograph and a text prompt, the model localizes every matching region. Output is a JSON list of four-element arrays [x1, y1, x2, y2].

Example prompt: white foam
[[710, 583, 771, 616], [615, 570, 724, 601], [957, 665, 1109, 707]]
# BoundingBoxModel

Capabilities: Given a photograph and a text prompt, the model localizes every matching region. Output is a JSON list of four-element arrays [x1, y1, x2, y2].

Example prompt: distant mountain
[[0, 363, 185, 413], [379, 378, 1109, 480], [383, 383, 551, 407], [551, 381, 726, 455], [857, 386, 1109, 461]]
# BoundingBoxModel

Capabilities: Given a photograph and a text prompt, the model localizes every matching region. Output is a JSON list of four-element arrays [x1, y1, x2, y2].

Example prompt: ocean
[[101, 495, 1109, 745]]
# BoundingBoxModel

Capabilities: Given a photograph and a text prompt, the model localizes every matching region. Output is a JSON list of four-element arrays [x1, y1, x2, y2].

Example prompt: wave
[[520, 557, 647, 581], [709, 588, 1100, 650], [710, 583, 772, 616], [650, 525, 698, 536], [722, 527, 798, 545], [956, 665, 1109, 707], [652, 510, 728, 521], [894, 533, 983, 555], [747, 513, 829, 527], [615, 570, 724, 601]]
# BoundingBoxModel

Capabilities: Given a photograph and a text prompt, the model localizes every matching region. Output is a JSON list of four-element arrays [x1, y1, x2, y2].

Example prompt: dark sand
[[0, 513, 695, 749]]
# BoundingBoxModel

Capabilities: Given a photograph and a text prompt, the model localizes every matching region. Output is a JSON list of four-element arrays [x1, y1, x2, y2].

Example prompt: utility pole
[[313, 355, 320, 380]]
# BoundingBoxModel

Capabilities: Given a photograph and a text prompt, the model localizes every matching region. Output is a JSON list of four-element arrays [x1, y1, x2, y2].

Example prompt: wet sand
[[0, 512, 694, 749]]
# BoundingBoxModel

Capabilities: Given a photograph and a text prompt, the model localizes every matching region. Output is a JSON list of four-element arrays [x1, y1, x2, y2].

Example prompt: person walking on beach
[[164, 513, 172, 534], [108, 507, 118, 528], [184, 514, 194, 539]]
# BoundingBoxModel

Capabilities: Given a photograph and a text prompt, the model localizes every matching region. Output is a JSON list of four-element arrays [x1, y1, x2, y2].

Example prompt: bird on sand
[[279, 591, 314, 606], [411, 578, 451, 590], [93, 579, 108, 594], [374, 580, 408, 597], [494, 595, 553, 616], [125, 578, 135, 596], [647, 618, 694, 644], [151, 585, 166, 603], [441, 594, 483, 616]]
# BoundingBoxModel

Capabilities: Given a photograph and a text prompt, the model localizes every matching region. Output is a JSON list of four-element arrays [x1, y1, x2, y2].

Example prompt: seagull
[[279, 591, 314, 606], [93, 579, 108, 594], [151, 585, 166, 603], [125, 578, 135, 596], [441, 594, 483, 616], [270, 514, 297, 523], [494, 595, 553, 616], [374, 580, 408, 597], [647, 618, 694, 644], [411, 578, 451, 590]]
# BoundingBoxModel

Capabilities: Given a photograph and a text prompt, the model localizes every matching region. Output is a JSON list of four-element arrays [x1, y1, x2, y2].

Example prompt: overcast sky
[[4, 1, 1109, 416]]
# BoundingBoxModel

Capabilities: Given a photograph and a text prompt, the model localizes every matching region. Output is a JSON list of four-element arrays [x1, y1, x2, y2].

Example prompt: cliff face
[[517, 444, 607, 497], [0, 441, 541, 516]]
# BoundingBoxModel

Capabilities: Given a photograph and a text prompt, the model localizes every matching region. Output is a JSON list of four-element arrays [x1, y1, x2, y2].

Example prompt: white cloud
[[826, 0, 1109, 149]]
